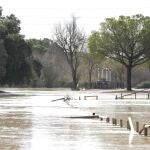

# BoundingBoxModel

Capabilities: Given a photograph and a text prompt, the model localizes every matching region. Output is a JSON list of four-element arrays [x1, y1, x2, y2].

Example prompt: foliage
[[88, 31, 105, 61], [87, 32, 106, 88], [32, 59, 42, 77], [28, 38, 50, 53]]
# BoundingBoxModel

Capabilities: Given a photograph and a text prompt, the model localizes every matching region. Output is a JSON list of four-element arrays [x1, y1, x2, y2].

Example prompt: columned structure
[[101, 67, 111, 81]]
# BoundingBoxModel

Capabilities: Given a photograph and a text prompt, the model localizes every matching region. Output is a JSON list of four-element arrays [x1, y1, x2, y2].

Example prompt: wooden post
[[96, 96, 98, 100], [112, 118, 117, 125], [148, 93, 149, 99], [120, 119, 123, 127], [135, 93, 136, 99], [144, 128, 148, 136], [136, 122, 139, 132], [127, 120, 130, 130], [106, 117, 110, 123], [100, 117, 103, 121], [121, 93, 123, 99], [112, 118, 114, 124], [115, 95, 118, 100]]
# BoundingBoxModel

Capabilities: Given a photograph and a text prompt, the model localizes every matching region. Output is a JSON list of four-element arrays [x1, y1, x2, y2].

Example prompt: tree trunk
[[72, 69, 78, 90], [126, 65, 132, 91], [89, 71, 92, 89]]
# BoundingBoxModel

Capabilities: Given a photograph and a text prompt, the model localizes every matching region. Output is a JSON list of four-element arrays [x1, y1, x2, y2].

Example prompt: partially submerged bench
[[84, 95, 98, 100]]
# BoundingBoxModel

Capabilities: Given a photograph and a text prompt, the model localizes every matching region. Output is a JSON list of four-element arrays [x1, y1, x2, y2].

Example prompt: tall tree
[[0, 40, 7, 81], [54, 16, 85, 89], [0, 7, 7, 82], [0, 7, 32, 85], [4, 34, 32, 85], [88, 15, 150, 91]]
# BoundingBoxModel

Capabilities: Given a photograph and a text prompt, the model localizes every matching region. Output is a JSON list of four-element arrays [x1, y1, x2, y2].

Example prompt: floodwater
[[0, 88, 150, 150]]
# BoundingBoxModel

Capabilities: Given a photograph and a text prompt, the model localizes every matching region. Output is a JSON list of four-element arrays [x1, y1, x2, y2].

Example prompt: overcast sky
[[1, 0, 150, 39]]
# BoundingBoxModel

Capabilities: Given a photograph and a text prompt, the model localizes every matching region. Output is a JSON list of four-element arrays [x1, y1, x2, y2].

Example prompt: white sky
[[1, 0, 150, 39]]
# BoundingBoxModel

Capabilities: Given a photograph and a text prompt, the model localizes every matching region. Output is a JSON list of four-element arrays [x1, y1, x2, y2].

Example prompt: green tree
[[28, 38, 50, 53], [0, 7, 7, 82], [88, 15, 150, 91], [4, 34, 32, 85], [0, 7, 32, 85]]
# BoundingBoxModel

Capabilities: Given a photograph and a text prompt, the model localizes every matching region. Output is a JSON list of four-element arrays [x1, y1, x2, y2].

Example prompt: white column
[[101, 68, 104, 79], [97, 67, 100, 81], [106, 68, 109, 81], [109, 70, 111, 82]]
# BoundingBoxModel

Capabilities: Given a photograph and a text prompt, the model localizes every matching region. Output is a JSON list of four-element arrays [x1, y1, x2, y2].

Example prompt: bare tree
[[54, 16, 85, 89]]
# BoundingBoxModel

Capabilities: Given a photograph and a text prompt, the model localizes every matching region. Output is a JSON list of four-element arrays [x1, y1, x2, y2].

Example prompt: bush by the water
[[137, 81, 150, 89]]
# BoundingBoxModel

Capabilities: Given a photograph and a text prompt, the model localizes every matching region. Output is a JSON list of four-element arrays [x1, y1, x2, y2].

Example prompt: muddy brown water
[[0, 88, 150, 150]]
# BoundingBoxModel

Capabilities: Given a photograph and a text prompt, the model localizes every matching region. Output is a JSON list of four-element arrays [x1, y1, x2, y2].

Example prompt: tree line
[[0, 6, 150, 90]]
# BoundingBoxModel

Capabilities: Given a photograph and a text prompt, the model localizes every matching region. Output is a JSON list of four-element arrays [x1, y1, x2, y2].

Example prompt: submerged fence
[[98, 115, 150, 137], [115, 92, 150, 100]]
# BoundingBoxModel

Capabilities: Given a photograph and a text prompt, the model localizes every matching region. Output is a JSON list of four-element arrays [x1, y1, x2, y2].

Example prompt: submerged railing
[[115, 92, 150, 100], [98, 114, 150, 137]]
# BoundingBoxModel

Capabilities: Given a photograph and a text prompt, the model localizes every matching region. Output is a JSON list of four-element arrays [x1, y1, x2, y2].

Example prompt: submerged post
[[121, 93, 123, 99], [112, 118, 117, 125], [100, 116, 103, 121], [106, 117, 110, 123], [144, 128, 148, 136], [136, 122, 139, 132], [120, 119, 123, 127], [115, 95, 118, 100], [96, 96, 98, 100], [127, 120, 130, 130]]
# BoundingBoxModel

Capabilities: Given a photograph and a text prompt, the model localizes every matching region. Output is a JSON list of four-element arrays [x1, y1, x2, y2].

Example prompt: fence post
[[115, 95, 118, 100], [120, 119, 123, 127], [121, 93, 123, 99], [112, 118, 117, 125], [144, 128, 148, 136], [106, 117, 110, 123], [136, 122, 139, 132], [100, 117, 103, 121]]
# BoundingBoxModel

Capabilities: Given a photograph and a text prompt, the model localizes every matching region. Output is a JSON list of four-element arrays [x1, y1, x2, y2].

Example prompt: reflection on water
[[0, 88, 150, 150]]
